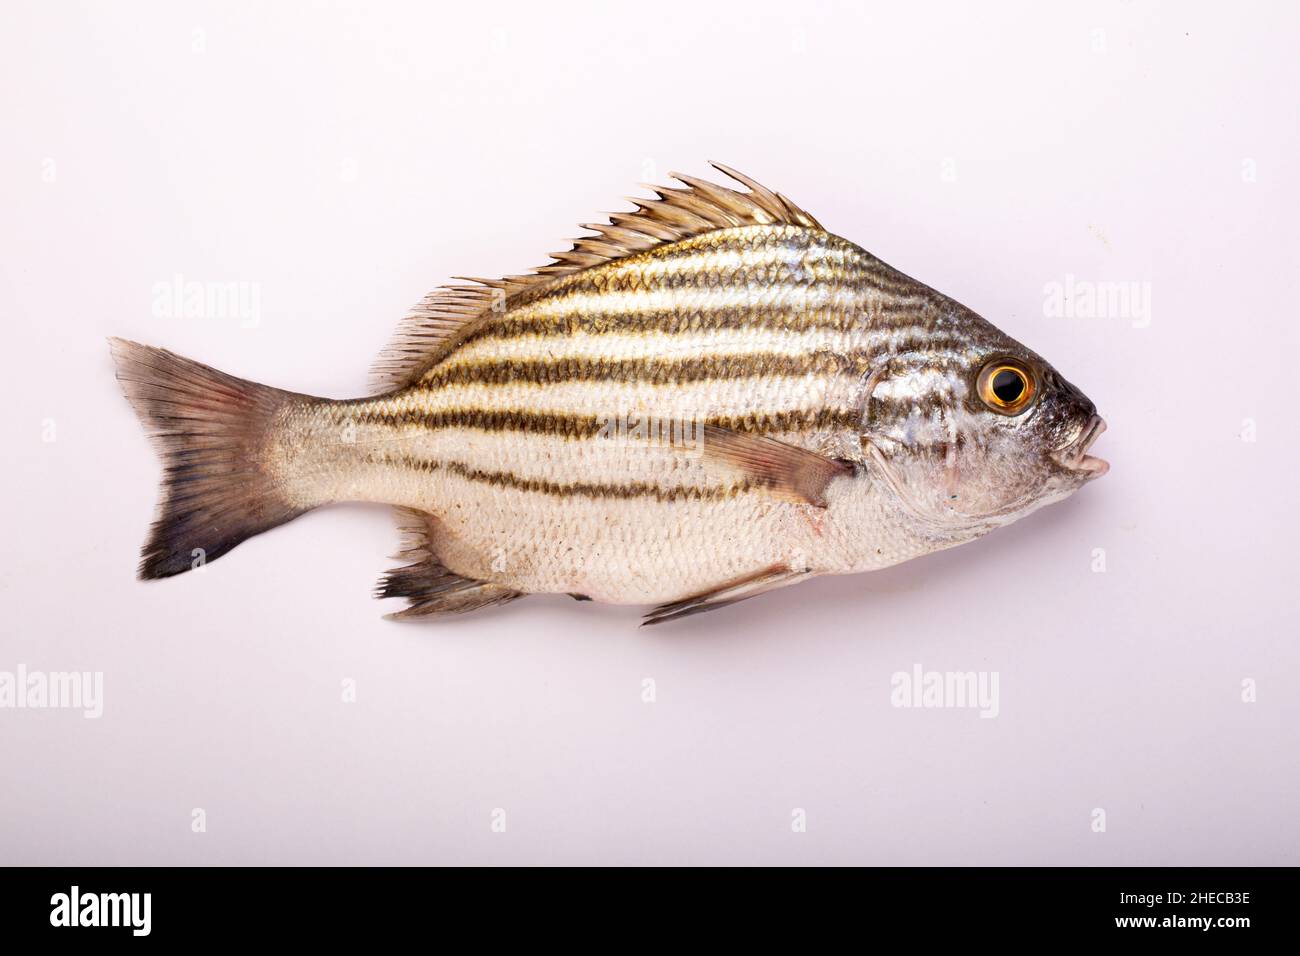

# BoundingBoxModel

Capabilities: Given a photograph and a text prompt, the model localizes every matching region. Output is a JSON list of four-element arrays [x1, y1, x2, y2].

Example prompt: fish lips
[[1052, 414, 1109, 478]]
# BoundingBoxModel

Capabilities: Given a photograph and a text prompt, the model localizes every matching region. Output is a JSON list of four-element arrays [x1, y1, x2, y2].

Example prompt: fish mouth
[[1054, 414, 1109, 477]]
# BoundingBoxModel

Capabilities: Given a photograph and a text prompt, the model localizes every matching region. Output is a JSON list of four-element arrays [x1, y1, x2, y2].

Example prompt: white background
[[1, 0, 1297, 864]]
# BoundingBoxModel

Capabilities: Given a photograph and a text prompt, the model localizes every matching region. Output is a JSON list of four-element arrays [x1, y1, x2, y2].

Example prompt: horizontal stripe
[[361, 451, 757, 502], [865, 393, 962, 424], [438, 327, 866, 372], [509, 284, 919, 325], [341, 405, 862, 438], [430, 331, 967, 391], [582, 239, 849, 280], [439, 301, 944, 365], [535, 229, 942, 307], [582, 253, 896, 300], [417, 351, 871, 389], [370, 375, 847, 423]]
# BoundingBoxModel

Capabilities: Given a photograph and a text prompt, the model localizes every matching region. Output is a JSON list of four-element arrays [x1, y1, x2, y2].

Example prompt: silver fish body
[[112, 165, 1106, 624]]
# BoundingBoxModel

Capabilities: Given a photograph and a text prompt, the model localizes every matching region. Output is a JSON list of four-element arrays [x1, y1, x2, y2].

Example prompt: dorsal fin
[[368, 279, 506, 392], [368, 163, 825, 393]]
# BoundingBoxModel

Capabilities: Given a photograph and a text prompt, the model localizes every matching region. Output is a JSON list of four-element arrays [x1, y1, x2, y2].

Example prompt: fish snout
[[1053, 413, 1109, 477]]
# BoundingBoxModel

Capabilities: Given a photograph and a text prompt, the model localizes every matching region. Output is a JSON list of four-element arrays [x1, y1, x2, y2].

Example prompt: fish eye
[[977, 359, 1036, 415]]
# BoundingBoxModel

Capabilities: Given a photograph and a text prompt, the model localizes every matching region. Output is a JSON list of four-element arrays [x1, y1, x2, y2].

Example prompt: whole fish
[[112, 163, 1107, 625]]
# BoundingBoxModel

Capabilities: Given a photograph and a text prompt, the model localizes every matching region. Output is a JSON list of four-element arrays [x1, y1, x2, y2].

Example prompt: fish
[[111, 163, 1107, 626]]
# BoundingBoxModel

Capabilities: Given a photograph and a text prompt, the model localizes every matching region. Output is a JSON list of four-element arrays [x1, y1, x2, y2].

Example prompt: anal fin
[[642, 565, 812, 627], [377, 508, 522, 620]]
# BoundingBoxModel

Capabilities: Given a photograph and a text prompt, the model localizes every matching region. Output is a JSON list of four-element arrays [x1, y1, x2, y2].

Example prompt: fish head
[[861, 314, 1107, 531]]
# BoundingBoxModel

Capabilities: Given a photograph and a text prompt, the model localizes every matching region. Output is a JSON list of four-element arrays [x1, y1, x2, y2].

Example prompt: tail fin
[[109, 338, 309, 579]]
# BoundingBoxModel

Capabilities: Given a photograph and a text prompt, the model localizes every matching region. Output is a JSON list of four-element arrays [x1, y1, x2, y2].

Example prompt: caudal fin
[[110, 338, 309, 579]]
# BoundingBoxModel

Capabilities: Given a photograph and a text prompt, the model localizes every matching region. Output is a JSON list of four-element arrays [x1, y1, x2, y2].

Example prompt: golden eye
[[977, 360, 1035, 415]]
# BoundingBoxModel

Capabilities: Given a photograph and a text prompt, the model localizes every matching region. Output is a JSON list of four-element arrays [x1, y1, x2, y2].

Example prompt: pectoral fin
[[642, 564, 813, 627], [700, 425, 852, 506]]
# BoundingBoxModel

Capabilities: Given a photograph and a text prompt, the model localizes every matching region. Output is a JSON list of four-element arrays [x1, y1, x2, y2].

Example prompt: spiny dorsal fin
[[369, 163, 824, 393]]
